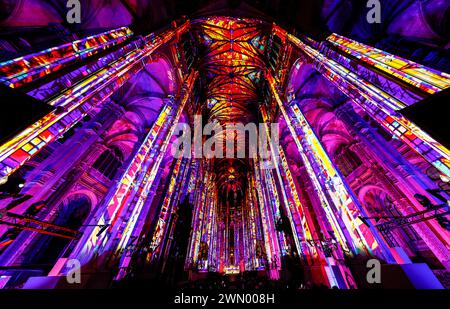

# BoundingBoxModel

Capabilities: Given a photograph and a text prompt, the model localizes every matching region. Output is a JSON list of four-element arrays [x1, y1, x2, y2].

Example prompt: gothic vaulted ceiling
[[191, 17, 270, 196], [193, 17, 269, 124]]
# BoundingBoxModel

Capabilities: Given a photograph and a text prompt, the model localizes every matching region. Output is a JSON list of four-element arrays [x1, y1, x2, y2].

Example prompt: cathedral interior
[[0, 0, 449, 290]]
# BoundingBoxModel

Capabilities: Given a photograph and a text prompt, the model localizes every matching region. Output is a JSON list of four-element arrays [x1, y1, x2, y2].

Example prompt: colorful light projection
[[0, 48, 145, 177], [318, 42, 424, 106], [207, 178, 220, 271], [67, 70, 197, 268], [253, 157, 282, 279], [245, 172, 266, 270], [187, 159, 201, 204], [187, 167, 233, 273], [73, 104, 172, 266], [260, 147, 292, 257], [265, 167, 290, 256], [113, 144, 187, 277], [187, 164, 214, 271], [185, 16, 274, 274], [259, 105, 318, 264], [0, 27, 133, 89], [203, 172, 219, 271], [185, 161, 202, 268], [114, 71, 196, 269], [242, 174, 256, 269], [0, 23, 190, 179], [27, 39, 139, 101], [148, 158, 188, 255], [114, 69, 198, 260], [267, 74, 353, 255], [115, 156, 192, 281], [275, 143, 357, 287], [273, 27, 450, 180], [327, 33, 450, 95], [267, 72, 396, 265], [188, 164, 267, 274], [193, 17, 267, 124]]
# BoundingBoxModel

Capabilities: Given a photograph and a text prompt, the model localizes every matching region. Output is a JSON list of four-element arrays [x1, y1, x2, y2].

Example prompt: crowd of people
[[178, 272, 332, 290]]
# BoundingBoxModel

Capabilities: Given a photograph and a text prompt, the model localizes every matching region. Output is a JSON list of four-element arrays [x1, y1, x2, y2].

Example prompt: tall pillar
[[253, 157, 282, 280], [58, 71, 197, 277], [0, 100, 123, 266], [267, 72, 396, 263], [0, 22, 190, 178], [335, 102, 450, 269], [272, 26, 450, 180]]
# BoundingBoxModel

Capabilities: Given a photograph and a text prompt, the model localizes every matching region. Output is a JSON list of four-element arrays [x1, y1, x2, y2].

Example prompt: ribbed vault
[[193, 17, 268, 124], [191, 17, 270, 194]]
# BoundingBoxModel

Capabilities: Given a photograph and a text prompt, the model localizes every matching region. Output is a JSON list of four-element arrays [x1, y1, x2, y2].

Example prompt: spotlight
[[0, 175, 26, 195], [0, 176, 8, 186], [439, 174, 450, 183]]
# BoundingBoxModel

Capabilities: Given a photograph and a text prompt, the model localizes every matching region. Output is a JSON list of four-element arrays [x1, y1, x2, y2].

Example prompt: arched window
[[21, 195, 92, 266], [334, 145, 362, 177], [93, 146, 124, 180]]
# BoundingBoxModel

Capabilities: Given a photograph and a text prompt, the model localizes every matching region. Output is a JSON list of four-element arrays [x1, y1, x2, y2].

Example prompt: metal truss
[[0, 211, 80, 240]]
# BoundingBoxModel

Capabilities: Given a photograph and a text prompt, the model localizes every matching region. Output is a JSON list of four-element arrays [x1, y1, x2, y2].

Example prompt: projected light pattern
[[194, 17, 267, 124], [68, 70, 197, 267], [74, 104, 172, 265], [115, 70, 198, 264], [115, 71, 196, 277], [0, 23, 190, 178], [186, 17, 279, 273], [318, 43, 424, 105], [0, 27, 133, 88], [116, 156, 191, 281], [246, 173, 265, 270], [27, 39, 139, 101], [0, 51, 145, 178], [203, 179, 216, 270], [114, 128, 183, 255], [265, 166, 290, 256], [188, 167, 225, 272], [253, 157, 282, 278], [275, 29, 450, 179], [327, 33, 450, 95], [149, 158, 186, 256], [260, 106, 313, 261], [202, 173, 218, 271], [1, 13, 449, 290], [187, 165, 210, 270], [273, 143, 355, 289], [267, 72, 398, 264], [187, 159, 201, 204]]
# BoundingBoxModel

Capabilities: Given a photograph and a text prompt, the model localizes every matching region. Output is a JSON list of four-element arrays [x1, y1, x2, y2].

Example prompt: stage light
[[439, 174, 450, 183], [0, 176, 8, 186]]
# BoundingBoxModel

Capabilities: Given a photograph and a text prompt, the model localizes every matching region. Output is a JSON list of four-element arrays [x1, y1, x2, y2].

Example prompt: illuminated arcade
[[0, 0, 449, 289]]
